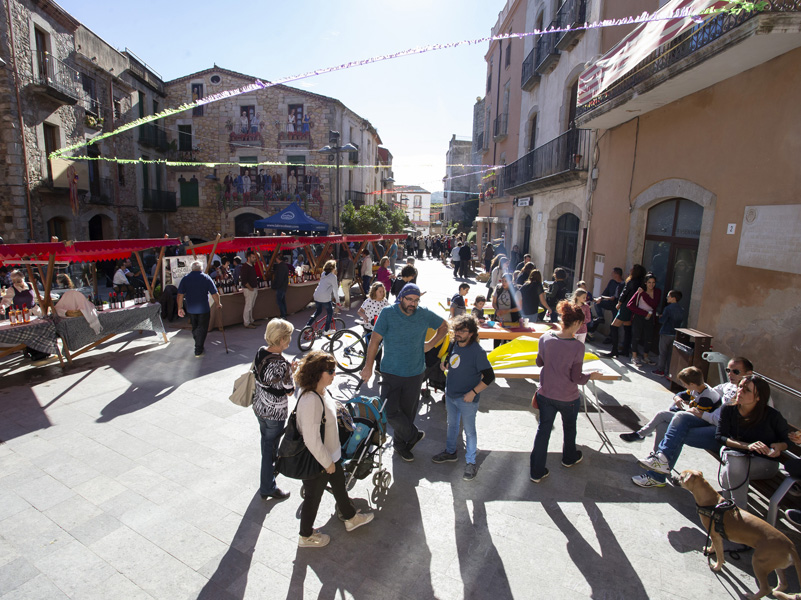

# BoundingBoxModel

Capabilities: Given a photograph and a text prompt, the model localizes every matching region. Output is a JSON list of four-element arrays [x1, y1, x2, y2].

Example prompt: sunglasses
[[725, 368, 741, 375], [326, 369, 336, 375]]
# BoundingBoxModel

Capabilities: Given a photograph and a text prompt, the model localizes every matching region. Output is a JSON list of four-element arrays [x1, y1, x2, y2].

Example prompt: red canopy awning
[[0, 242, 68, 264], [55, 238, 181, 263]]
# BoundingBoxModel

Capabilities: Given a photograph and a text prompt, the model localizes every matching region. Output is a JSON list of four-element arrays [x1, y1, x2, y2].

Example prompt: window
[[81, 73, 98, 115], [210, 74, 221, 84], [238, 106, 257, 133], [113, 99, 122, 121], [34, 28, 48, 82], [528, 114, 538, 152], [414, 195, 422, 208], [42, 123, 59, 184], [179, 176, 199, 207], [505, 35, 512, 68], [178, 125, 192, 151], [138, 91, 145, 118], [192, 83, 204, 116], [288, 104, 304, 131], [486, 58, 493, 93], [47, 217, 67, 241], [287, 156, 306, 192], [118, 164, 125, 186]]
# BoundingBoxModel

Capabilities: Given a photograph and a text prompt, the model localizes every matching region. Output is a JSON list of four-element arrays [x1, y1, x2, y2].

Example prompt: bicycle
[[327, 319, 382, 373], [297, 312, 346, 351]]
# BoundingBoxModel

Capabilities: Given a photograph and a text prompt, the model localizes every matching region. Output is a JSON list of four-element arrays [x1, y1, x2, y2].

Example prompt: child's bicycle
[[297, 313, 346, 351], [327, 319, 382, 373]]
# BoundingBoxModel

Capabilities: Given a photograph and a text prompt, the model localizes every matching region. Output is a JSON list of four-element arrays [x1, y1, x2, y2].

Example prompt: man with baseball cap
[[361, 283, 449, 461]]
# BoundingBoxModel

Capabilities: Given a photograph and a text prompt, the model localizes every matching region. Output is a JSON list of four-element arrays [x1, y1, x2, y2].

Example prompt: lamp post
[[317, 130, 357, 233]]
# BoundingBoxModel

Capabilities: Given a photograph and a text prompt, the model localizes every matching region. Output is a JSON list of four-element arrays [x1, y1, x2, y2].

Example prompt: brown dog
[[679, 470, 801, 600]]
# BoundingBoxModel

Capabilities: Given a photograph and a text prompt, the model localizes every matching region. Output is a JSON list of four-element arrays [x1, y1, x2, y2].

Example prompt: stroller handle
[[356, 379, 364, 393]]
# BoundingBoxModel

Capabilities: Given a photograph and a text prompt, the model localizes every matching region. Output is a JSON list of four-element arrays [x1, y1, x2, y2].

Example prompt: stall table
[[56, 302, 167, 364], [478, 321, 551, 340], [209, 282, 316, 330], [0, 317, 61, 364], [493, 359, 622, 453]]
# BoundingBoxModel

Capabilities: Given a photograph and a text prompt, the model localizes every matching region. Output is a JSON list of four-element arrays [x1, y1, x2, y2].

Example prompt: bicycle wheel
[[328, 329, 367, 373], [297, 325, 316, 351], [333, 317, 346, 332]]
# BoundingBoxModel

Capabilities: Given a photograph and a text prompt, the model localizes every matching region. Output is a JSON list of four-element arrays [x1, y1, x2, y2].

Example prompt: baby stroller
[[421, 335, 450, 401], [340, 394, 391, 492]]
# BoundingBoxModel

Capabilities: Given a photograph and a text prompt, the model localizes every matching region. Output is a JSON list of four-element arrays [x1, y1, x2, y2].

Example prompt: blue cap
[[398, 283, 421, 299]]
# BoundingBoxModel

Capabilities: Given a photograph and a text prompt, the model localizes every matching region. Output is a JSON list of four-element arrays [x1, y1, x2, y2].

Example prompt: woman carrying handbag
[[294, 351, 374, 548]]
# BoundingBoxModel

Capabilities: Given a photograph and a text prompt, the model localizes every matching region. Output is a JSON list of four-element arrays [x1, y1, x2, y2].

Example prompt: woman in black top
[[604, 264, 645, 358], [520, 269, 547, 323], [716, 375, 790, 508]]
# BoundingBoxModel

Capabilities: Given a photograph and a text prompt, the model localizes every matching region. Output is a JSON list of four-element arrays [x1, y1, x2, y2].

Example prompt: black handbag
[[275, 391, 326, 480]]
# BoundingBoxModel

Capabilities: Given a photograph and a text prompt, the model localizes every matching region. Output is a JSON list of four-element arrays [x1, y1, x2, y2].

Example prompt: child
[[653, 290, 684, 376], [391, 264, 417, 299], [471, 295, 487, 322], [619, 366, 720, 442], [573, 288, 592, 343], [450, 283, 470, 318]]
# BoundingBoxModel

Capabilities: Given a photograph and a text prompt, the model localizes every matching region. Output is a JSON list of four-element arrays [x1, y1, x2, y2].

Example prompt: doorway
[[641, 198, 701, 317], [235, 213, 261, 236], [553, 213, 579, 287], [522, 215, 532, 255]]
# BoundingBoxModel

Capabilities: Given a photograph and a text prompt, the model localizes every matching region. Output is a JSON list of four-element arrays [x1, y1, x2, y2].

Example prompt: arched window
[[553, 213, 579, 287], [642, 198, 702, 316]]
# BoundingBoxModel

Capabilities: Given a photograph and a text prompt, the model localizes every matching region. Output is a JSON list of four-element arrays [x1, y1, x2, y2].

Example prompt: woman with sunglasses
[[295, 351, 374, 548], [716, 375, 790, 508]]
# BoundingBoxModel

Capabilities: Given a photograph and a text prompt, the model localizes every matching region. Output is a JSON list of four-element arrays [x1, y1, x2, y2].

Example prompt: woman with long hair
[[375, 256, 393, 291], [516, 262, 535, 287], [295, 351, 374, 547], [627, 273, 661, 367], [529, 300, 604, 483], [716, 375, 790, 508], [483, 243, 495, 273], [604, 264, 646, 358], [520, 269, 548, 323]]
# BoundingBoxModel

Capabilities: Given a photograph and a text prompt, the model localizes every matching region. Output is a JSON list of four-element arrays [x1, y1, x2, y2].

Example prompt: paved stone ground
[[1, 255, 799, 599]]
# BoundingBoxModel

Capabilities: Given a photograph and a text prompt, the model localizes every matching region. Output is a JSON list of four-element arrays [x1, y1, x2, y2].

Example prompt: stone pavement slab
[[0, 254, 799, 599]]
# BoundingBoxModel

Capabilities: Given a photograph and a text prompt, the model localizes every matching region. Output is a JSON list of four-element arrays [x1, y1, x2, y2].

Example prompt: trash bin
[[669, 328, 713, 387]]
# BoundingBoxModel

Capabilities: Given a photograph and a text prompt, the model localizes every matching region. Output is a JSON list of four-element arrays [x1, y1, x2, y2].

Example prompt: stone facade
[[443, 135, 474, 225]]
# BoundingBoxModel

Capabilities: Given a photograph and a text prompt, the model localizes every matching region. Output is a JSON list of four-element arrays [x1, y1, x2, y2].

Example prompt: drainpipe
[[5, 1, 36, 241]]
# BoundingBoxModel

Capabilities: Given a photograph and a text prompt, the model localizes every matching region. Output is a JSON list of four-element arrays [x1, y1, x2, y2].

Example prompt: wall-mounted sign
[[517, 197, 531, 207]]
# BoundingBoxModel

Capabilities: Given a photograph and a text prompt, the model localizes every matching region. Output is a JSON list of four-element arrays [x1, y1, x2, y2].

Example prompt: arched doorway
[[235, 213, 260, 236], [522, 215, 532, 255], [47, 217, 68, 241], [553, 213, 579, 287], [642, 198, 701, 317], [88, 214, 113, 240]]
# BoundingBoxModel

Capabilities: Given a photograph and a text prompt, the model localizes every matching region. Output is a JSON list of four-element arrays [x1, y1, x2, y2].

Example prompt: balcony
[[503, 129, 591, 194], [493, 113, 508, 141], [168, 148, 201, 169], [31, 52, 82, 105], [554, 0, 587, 51], [521, 46, 541, 91], [345, 190, 366, 208], [535, 31, 560, 74], [142, 189, 177, 212], [278, 130, 312, 149], [218, 183, 324, 213], [576, 0, 801, 129], [87, 177, 114, 205], [348, 143, 360, 164], [139, 124, 169, 152]]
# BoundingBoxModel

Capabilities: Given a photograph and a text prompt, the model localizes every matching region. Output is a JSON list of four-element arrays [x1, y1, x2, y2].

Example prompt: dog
[[679, 469, 801, 600]]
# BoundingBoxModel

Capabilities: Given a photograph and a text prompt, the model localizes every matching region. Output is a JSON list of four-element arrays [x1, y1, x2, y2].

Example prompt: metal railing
[[577, 0, 800, 118], [142, 189, 177, 212], [138, 124, 169, 151], [521, 46, 540, 90], [554, 0, 586, 49], [34, 51, 82, 102], [87, 177, 115, 205], [493, 113, 508, 139], [503, 129, 591, 190], [535, 30, 560, 73], [345, 190, 366, 207]]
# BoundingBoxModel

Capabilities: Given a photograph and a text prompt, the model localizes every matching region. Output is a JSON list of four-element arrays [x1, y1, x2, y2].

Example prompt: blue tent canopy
[[253, 202, 329, 233]]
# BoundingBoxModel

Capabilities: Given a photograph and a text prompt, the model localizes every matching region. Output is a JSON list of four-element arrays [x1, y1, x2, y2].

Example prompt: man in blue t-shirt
[[432, 315, 495, 480], [177, 261, 221, 357], [360, 283, 448, 462]]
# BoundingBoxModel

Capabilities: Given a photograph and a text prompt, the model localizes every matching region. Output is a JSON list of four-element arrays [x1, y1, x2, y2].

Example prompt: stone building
[[442, 135, 474, 226], [163, 67, 386, 240], [389, 185, 431, 235], [0, 0, 141, 243]]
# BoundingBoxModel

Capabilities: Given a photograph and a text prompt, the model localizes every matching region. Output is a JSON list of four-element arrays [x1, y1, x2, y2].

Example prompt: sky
[[56, 0, 506, 193]]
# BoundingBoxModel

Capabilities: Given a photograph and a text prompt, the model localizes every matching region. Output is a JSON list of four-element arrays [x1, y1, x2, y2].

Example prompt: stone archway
[[628, 179, 716, 326], [544, 202, 583, 279]]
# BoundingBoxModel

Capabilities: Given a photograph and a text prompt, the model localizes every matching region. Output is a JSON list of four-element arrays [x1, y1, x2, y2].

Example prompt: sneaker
[[530, 468, 550, 483], [324, 329, 336, 336], [432, 451, 458, 463], [463, 463, 478, 481], [631, 473, 666, 488], [562, 451, 583, 468], [194, 351, 205, 358], [652, 369, 665, 376], [261, 488, 290, 500], [619, 431, 644, 443], [637, 451, 671, 474], [643, 356, 656, 365], [631, 357, 642, 368], [408, 430, 425, 452], [601, 351, 619, 358], [344, 510, 374, 532], [298, 531, 330, 548], [395, 446, 414, 462], [244, 324, 257, 329]]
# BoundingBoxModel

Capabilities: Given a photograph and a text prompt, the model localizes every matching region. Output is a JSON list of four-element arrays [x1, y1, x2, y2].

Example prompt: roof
[[377, 147, 392, 163], [392, 185, 431, 194]]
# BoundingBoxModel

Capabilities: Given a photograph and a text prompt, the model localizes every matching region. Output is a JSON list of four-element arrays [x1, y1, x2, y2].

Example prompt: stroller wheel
[[380, 471, 392, 489], [372, 472, 381, 487]]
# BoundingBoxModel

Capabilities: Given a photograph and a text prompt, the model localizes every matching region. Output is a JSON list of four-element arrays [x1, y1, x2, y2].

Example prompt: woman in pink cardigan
[[627, 273, 661, 368]]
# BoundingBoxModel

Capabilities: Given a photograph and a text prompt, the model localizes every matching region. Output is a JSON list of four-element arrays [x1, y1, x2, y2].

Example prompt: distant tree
[[341, 199, 410, 234], [460, 195, 479, 231]]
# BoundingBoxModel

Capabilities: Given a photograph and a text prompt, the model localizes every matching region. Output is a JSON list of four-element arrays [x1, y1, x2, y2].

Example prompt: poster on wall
[[164, 255, 208, 289], [736, 205, 801, 275]]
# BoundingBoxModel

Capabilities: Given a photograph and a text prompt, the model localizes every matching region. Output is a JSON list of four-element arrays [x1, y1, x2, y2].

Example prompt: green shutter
[[180, 179, 199, 207]]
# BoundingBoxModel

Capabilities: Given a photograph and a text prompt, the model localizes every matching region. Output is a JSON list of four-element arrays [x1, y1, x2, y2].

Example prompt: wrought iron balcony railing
[[138, 124, 169, 152], [142, 189, 177, 212], [554, 0, 587, 50], [535, 29, 560, 74], [576, 0, 801, 119], [88, 177, 115, 205], [521, 46, 541, 91], [345, 190, 366, 207], [33, 51, 82, 104], [503, 129, 591, 191]]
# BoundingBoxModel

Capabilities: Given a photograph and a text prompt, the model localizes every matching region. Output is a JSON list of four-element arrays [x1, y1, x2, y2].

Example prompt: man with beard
[[360, 284, 448, 462]]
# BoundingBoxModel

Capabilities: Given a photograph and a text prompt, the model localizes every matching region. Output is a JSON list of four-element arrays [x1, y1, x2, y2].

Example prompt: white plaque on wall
[[736, 205, 801, 275]]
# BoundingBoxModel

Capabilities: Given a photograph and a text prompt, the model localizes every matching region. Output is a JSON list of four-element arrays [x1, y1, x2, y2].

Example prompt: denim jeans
[[257, 415, 285, 496], [445, 394, 479, 464], [306, 301, 333, 330], [275, 288, 287, 319], [361, 275, 372, 295], [647, 412, 719, 482], [530, 395, 581, 478]]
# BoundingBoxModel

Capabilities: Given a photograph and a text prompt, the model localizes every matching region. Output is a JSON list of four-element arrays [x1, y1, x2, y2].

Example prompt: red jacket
[[627, 288, 661, 317]]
